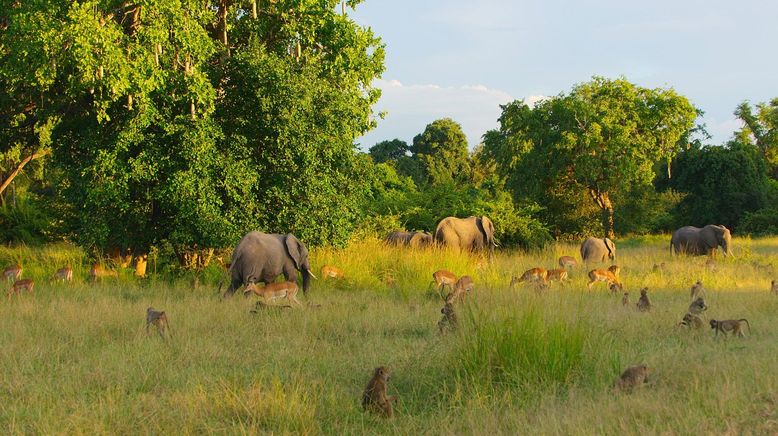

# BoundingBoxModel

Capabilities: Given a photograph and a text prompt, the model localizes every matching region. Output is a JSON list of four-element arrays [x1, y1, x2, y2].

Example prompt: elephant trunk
[[301, 267, 312, 294]]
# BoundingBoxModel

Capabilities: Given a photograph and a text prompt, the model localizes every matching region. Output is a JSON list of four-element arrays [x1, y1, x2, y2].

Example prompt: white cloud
[[357, 78, 516, 149]]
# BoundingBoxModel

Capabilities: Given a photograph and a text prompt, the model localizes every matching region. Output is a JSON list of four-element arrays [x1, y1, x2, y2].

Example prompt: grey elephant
[[671, 225, 732, 256], [221, 231, 315, 298], [434, 216, 495, 252], [385, 231, 433, 248], [580, 237, 616, 263]]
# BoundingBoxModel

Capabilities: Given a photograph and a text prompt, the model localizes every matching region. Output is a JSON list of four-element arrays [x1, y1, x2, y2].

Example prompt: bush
[[738, 207, 778, 236], [454, 305, 615, 395], [0, 196, 54, 245]]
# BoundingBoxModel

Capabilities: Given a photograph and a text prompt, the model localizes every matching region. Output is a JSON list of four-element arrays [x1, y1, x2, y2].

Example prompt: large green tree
[[0, 0, 384, 253], [483, 77, 697, 237], [410, 118, 470, 186], [735, 98, 778, 179]]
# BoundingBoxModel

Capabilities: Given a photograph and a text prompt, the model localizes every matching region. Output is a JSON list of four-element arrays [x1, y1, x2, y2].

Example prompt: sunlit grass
[[0, 236, 776, 433]]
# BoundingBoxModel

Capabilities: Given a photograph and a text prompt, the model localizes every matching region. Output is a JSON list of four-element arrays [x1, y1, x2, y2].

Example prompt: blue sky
[[351, 0, 778, 149]]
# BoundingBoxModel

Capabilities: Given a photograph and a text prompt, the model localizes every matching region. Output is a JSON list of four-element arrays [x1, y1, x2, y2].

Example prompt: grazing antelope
[[431, 270, 457, 297], [511, 267, 548, 287], [445, 275, 474, 304], [587, 268, 621, 292], [52, 266, 73, 283], [3, 264, 22, 282], [8, 278, 34, 296], [546, 268, 569, 284], [244, 281, 303, 307], [320, 265, 345, 279], [558, 256, 578, 269], [89, 262, 118, 282]]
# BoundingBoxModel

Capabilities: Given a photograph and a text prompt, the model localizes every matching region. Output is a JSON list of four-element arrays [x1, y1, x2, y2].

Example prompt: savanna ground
[[0, 236, 777, 435]]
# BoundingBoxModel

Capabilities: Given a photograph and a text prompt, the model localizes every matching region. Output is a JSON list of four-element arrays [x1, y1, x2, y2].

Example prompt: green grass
[[0, 237, 777, 434]]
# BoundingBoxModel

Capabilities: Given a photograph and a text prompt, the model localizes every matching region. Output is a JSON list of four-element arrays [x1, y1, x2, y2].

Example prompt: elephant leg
[[223, 277, 243, 298]]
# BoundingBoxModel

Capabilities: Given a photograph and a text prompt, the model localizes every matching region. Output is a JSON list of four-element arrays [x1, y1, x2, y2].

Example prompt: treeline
[[1, 2, 777, 260]]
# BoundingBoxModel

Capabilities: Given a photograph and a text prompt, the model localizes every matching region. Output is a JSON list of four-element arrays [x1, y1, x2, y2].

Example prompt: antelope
[[52, 267, 73, 283], [3, 264, 22, 282], [431, 270, 457, 297], [89, 262, 118, 282], [558, 256, 578, 269], [321, 265, 345, 279], [8, 278, 34, 296], [511, 267, 548, 287], [587, 268, 622, 292]]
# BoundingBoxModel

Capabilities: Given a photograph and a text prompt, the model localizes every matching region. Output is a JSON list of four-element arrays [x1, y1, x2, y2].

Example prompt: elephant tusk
[[307, 269, 318, 279]]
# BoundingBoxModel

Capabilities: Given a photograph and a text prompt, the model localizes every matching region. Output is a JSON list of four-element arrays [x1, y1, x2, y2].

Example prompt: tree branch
[[0, 149, 51, 196]]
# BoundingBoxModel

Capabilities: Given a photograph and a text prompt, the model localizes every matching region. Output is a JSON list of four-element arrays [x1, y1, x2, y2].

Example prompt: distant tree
[[735, 98, 778, 179], [483, 77, 697, 238], [369, 139, 409, 163], [410, 118, 470, 186], [658, 140, 771, 230]]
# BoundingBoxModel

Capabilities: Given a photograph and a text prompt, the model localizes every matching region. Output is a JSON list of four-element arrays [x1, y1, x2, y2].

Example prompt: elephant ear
[[284, 234, 304, 270]]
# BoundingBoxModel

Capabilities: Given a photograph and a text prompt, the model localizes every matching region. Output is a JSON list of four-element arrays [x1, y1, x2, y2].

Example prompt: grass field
[[0, 237, 777, 434]]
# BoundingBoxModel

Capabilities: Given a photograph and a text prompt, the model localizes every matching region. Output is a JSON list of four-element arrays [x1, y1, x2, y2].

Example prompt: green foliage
[[484, 77, 697, 237], [1, 0, 385, 251], [368, 138, 409, 163], [735, 98, 778, 178], [0, 196, 53, 245], [410, 118, 471, 186], [658, 141, 771, 229], [454, 305, 613, 394]]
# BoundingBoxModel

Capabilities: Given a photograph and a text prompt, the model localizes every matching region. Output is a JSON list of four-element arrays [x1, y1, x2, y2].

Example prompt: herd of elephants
[[221, 216, 733, 298]]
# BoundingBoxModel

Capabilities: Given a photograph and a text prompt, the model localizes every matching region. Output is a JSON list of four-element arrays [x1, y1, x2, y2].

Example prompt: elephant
[[670, 225, 732, 256], [221, 231, 315, 298], [434, 216, 495, 252], [384, 231, 434, 248], [580, 237, 616, 263]]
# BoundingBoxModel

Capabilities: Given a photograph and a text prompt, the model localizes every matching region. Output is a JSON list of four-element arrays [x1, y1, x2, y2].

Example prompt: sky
[[350, 0, 778, 150]]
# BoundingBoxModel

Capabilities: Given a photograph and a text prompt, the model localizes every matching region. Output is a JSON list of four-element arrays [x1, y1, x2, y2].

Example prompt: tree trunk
[[219, 0, 229, 55], [588, 188, 615, 239], [252, 0, 257, 19], [0, 149, 51, 197]]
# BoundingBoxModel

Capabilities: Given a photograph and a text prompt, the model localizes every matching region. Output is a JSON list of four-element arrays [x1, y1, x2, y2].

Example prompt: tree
[[735, 98, 778, 179], [410, 118, 470, 186], [657, 140, 771, 230], [1, 1, 385, 255], [369, 139, 409, 163], [483, 77, 697, 237]]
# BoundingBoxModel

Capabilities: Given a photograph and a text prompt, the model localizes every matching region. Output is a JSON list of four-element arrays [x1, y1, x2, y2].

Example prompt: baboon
[[431, 270, 457, 297], [445, 275, 474, 304], [52, 266, 73, 283], [362, 366, 397, 418], [680, 313, 704, 329], [244, 281, 303, 307], [438, 301, 457, 333], [621, 291, 629, 306], [705, 258, 716, 272], [558, 255, 578, 269], [320, 265, 345, 279], [3, 264, 22, 282], [613, 364, 650, 392], [587, 269, 621, 292], [8, 278, 34, 296], [652, 262, 666, 272], [690, 280, 705, 300], [636, 287, 651, 312], [511, 267, 548, 287], [688, 297, 707, 315], [771, 279, 777, 295], [146, 307, 170, 338], [710, 319, 750, 338]]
